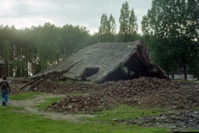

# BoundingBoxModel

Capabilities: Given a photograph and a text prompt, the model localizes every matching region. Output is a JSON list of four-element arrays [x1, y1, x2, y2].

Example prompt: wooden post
[[20, 76, 42, 89], [27, 72, 56, 90]]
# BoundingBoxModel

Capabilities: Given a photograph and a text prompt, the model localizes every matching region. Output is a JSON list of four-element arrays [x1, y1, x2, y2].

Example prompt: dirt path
[[9, 94, 95, 122]]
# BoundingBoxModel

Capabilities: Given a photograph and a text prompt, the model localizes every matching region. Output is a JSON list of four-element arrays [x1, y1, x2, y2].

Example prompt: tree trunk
[[184, 65, 187, 80], [171, 72, 175, 79]]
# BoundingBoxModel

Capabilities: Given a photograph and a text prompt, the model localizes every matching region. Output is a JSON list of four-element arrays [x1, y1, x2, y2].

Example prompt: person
[[0, 76, 11, 106]]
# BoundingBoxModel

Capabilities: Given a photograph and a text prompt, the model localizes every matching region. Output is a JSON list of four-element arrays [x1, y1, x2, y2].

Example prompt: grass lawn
[[9, 92, 44, 100], [85, 105, 166, 123], [0, 93, 169, 133], [0, 106, 168, 133]]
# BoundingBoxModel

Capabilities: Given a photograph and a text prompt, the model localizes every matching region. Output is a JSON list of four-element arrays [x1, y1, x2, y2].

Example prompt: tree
[[141, 0, 199, 80], [2, 40, 12, 76], [60, 24, 90, 58], [87, 33, 100, 45], [128, 9, 138, 41], [107, 14, 116, 41], [119, 1, 138, 42], [99, 13, 116, 42], [109, 14, 116, 35], [36, 23, 61, 70], [0, 23, 96, 76]]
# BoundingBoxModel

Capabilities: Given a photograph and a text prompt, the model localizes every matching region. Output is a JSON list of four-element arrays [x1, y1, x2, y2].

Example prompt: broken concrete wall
[[31, 40, 166, 83]]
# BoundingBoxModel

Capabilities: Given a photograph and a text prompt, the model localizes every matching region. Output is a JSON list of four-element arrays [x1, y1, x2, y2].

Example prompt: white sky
[[0, 0, 152, 34]]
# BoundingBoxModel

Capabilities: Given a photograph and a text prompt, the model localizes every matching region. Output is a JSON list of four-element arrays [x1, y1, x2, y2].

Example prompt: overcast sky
[[0, 0, 152, 34]]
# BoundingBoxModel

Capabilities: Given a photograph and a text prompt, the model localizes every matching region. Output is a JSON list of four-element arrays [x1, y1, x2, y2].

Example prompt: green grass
[[36, 93, 84, 109], [84, 105, 166, 123], [6, 92, 199, 133], [0, 106, 168, 133], [36, 96, 64, 109], [10, 92, 44, 100], [1, 92, 169, 133]]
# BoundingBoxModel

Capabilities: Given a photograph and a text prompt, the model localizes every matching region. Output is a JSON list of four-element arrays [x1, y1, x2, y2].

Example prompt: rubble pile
[[47, 77, 199, 113], [11, 80, 83, 94], [11, 77, 199, 131], [132, 110, 199, 131]]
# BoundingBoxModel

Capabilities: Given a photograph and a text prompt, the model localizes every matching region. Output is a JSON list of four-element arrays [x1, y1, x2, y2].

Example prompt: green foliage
[[87, 33, 100, 45], [11, 59, 26, 77], [119, 2, 138, 42], [99, 14, 116, 42], [98, 2, 140, 43], [2, 40, 12, 76], [0, 23, 91, 76], [35, 23, 61, 70], [59, 24, 90, 58], [0, 2, 143, 77], [141, 0, 199, 79]]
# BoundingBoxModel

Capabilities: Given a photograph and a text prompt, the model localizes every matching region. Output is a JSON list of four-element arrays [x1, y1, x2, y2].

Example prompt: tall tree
[[128, 9, 138, 41], [2, 40, 12, 76], [36, 23, 61, 70], [108, 14, 116, 41], [99, 13, 109, 35], [99, 13, 116, 42], [119, 1, 138, 42], [141, 0, 199, 80], [108, 14, 116, 35], [0, 23, 92, 77], [60, 24, 90, 58]]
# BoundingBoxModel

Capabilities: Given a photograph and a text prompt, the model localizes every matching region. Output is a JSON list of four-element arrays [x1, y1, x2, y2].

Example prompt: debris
[[45, 77, 199, 113], [31, 40, 167, 83], [20, 72, 57, 90], [10, 76, 199, 131], [133, 111, 199, 131]]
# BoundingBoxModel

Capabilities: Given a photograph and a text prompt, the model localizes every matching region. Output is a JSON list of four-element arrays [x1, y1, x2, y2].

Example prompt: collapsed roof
[[32, 40, 167, 83]]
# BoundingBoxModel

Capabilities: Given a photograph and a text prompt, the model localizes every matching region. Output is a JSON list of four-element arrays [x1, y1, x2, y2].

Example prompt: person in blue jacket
[[1, 76, 11, 106]]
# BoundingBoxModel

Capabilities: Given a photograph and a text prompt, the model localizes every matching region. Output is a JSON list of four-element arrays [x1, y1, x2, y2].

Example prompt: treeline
[[0, 24, 96, 77], [0, 1, 140, 77], [142, 0, 199, 80], [0, 0, 199, 80]]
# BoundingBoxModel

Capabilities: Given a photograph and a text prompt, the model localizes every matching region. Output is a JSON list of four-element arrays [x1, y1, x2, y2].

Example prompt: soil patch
[[45, 77, 199, 113], [9, 77, 199, 131], [9, 94, 95, 122]]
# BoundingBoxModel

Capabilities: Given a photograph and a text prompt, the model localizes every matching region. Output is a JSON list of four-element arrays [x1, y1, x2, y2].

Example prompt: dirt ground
[[7, 77, 199, 131], [9, 94, 95, 122]]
